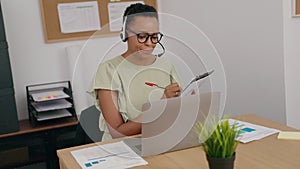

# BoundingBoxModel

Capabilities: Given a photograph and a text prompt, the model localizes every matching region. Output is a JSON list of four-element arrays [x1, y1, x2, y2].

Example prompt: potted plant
[[194, 116, 239, 169]]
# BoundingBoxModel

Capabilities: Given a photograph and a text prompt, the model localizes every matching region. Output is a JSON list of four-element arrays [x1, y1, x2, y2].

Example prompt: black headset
[[120, 16, 128, 42], [119, 14, 165, 57]]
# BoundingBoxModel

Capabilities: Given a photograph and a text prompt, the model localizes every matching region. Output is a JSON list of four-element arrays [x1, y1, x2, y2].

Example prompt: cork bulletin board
[[40, 0, 157, 43], [294, 0, 300, 16]]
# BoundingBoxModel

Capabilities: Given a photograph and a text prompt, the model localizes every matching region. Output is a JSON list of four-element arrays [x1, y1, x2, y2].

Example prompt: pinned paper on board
[[57, 1, 101, 33], [107, 1, 144, 32]]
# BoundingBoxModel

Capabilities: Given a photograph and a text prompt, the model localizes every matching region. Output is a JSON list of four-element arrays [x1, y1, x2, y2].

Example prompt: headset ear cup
[[124, 32, 127, 42], [120, 30, 127, 42], [120, 29, 126, 42]]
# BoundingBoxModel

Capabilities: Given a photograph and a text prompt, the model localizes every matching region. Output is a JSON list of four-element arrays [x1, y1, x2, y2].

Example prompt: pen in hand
[[145, 82, 165, 89]]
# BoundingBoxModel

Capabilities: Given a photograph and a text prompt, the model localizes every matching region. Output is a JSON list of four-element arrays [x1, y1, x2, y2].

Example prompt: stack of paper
[[35, 109, 72, 121], [229, 119, 280, 143], [32, 99, 72, 112], [278, 131, 300, 140], [31, 89, 69, 102], [71, 141, 148, 169]]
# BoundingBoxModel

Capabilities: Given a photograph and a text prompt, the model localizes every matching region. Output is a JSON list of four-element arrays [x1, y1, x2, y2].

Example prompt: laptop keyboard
[[134, 144, 142, 151]]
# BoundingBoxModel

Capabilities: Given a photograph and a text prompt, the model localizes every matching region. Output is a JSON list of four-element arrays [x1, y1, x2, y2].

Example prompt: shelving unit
[[26, 81, 77, 127], [0, 117, 78, 169]]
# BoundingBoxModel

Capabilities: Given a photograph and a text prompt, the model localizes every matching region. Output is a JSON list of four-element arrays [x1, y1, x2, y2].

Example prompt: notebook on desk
[[124, 92, 221, 157]]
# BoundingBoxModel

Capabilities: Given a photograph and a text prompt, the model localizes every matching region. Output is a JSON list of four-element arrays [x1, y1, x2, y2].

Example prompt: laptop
[[123, 92, 221, 157]]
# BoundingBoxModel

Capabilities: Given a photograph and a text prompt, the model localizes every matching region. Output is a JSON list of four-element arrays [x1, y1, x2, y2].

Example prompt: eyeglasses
[[127, 29, 163, 44]]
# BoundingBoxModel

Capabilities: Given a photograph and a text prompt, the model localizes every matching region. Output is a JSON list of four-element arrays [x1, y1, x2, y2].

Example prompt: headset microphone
[[156, 41, 165, 57]]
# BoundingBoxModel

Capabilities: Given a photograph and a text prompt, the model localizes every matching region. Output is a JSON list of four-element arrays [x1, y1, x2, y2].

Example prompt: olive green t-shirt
[[89, 55, 181, 140]]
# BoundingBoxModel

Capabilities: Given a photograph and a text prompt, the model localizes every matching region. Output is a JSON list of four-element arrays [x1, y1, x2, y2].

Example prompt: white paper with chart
[[229, 119, 280, 143], [71, 141, 148, 169]]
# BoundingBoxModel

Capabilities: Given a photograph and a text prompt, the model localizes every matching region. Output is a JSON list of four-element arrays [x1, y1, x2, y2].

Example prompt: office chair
[[74, 105, 103, 145]]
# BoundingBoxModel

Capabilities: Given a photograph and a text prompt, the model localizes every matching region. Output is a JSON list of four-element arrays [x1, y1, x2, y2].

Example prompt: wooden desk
[[0, 117, 78, 139], [57, 114, 300, 169], [0, 117, 78, 169]]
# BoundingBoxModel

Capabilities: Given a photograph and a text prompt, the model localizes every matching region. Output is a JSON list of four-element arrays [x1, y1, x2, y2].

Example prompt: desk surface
[[0, 117, 78, 139], [57, 114, 300, 169]]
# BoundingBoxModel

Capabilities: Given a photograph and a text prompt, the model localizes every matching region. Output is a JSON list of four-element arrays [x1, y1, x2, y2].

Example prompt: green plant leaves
[[194, 117, 239, 158]]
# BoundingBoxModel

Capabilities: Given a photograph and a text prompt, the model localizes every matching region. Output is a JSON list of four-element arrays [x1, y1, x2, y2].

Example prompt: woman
[[90, 3, 181, 141]]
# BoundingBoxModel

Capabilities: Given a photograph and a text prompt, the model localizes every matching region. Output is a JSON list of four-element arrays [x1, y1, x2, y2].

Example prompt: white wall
[[283, 0, 300, 129], [1, 0, 122, 119], [1, 0, 291, 126], [159, 0, 286, 124]]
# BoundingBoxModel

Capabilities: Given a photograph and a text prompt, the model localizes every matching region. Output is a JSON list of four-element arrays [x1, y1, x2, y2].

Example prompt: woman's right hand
[[163, 83, 181, 98], [98, 89, 141, 139]]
